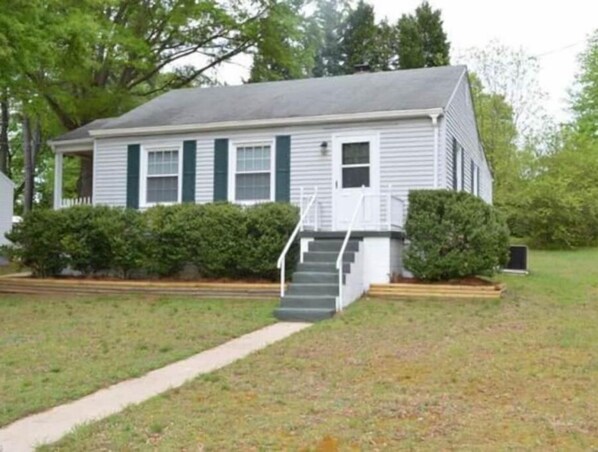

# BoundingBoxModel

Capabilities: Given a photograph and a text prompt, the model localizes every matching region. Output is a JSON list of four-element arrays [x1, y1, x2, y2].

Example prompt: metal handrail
[[277, 188, 318, 297], [335, 191, 366, 312]]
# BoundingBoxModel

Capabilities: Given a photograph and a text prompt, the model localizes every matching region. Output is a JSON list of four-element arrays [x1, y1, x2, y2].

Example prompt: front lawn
[[45, 248, 598, 450], [0, 295, 276, 427], [0, 262, 21, 276]]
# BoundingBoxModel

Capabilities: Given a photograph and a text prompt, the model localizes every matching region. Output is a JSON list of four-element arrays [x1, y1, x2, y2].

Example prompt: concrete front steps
[[274, 238, 361, 322]]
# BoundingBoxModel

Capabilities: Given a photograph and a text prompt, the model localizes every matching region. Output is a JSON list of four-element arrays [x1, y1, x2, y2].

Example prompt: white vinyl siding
[[444, 73, 492, 203], [93, 118, 436, 229]]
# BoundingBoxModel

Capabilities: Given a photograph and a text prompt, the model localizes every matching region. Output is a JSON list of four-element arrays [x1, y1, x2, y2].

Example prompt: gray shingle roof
[[54, 65, 466, 141], [52, 118, 116, 142]]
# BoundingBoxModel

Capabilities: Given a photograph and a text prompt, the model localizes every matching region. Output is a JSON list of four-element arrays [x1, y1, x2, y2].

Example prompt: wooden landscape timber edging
[[368, 283, 505, 300], [0, 274, 280, 299]]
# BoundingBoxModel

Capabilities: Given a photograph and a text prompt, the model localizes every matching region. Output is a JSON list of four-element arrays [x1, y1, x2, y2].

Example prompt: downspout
[[430, 114, 440, 189]]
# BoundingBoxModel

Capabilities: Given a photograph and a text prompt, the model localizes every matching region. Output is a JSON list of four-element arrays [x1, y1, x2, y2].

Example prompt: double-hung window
[[143, 147, 181, 205], [234, 143, 273, 202]]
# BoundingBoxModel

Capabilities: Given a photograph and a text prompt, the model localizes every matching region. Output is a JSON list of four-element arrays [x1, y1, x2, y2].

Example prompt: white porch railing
[[336, 190, 366, 312], [277, 188, 319, 297], [335, 184, 406, 231], [60, 197, 92, 209]]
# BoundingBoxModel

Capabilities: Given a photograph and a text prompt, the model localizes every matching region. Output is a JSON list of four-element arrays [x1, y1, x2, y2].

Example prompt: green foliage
[[518, 135, 598, 248], [311, 0, 349, 77], [339, 1, 380, 71], [4, 203, 299, 280], [189, 203, 249, 278], [308, 0, 448, 78], [397, 1, 450, 69], [572, 30, 598, 137], [142, 205, 192, 277], [249, 0, 316, 82], [3, 209, 67, 277], [243, 203, 299, 279], [404, 190, 509, 281], [60, 206, 116, 274]]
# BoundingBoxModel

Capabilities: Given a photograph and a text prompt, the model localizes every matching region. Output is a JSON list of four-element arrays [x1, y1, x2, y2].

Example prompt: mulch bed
[[391, 275, 498, 287]]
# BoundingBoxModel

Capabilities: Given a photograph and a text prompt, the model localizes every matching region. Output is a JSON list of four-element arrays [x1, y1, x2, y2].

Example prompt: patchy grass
[[43, 249, 598, 450], [0, 295, 276, 427], [0, 262, 22, 275]]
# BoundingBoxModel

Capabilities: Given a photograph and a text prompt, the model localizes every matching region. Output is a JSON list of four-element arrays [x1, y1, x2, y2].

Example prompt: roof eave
[[89, 108, 445, 139], [48, 137, 94, 154]]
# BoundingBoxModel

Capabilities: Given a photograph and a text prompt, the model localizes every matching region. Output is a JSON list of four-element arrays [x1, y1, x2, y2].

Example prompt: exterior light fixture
[[320, 141, 329, 155]]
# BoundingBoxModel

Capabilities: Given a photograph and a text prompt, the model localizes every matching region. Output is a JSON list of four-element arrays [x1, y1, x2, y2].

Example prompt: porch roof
[[50, 118, 115, 147]]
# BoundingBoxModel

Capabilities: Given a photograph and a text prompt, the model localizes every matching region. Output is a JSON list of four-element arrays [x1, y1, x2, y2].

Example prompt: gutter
[[88, 108, 445, 139]]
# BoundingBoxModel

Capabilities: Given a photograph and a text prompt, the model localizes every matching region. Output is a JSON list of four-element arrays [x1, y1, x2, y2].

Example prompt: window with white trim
[[341, 142, 370, 188], [234, 144, 273, 201], [145, 149, 180, 204]]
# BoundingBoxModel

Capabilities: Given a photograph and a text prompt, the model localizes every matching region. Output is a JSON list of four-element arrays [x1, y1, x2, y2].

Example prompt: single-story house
[[50, 65, 492, 321], [0, 171, 14, 250]]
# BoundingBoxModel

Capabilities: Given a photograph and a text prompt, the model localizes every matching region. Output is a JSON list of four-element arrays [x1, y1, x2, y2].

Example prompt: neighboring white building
[[0, 171, 14, 247]]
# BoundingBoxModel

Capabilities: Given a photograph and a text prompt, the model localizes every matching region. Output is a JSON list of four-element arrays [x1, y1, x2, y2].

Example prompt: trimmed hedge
[[4, 203, 299, 280], [404, 190, 509, 281]]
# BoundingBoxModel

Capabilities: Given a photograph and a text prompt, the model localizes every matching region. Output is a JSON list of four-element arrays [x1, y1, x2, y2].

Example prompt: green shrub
[[143, 204, 194, 277], [60, 206, 116, 274], [4, 202, 299, 281], [243, 203, 299, 280], [404, 190, 509, 281], [190, 203, 249, 278], [93, 208, 146, 278], [4, 209, 67, 277]]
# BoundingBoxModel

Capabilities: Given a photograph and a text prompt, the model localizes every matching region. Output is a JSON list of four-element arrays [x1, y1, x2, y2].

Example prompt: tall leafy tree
[[572, 30, 598, 137], [311, 0, 349, 77], [249, 0, 316, 82], [397, 1, 450, 69], [339, 0, 379, 73], [0, 0, 270, 202]]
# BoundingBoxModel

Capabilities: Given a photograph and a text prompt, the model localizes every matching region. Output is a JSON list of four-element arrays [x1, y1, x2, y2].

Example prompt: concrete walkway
[[0, 322, 311, 452]]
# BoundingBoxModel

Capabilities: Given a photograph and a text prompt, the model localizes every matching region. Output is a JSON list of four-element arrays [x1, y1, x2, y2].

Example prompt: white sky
[[216, 0, 597, 122]]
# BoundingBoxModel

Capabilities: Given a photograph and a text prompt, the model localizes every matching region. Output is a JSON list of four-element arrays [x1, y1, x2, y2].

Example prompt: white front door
[[332, 133, 380, 230]]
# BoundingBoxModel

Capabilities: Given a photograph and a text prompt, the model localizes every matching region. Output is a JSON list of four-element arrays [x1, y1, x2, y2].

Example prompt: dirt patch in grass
[[43, 248, 598, 450], [0, 294, 276, 427]]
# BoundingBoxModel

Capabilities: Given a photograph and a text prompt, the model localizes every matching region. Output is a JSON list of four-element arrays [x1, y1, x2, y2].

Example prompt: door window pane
[[342, 167, 370, 188], [236, 173, 271, 200], [342, 142, 370, 165]]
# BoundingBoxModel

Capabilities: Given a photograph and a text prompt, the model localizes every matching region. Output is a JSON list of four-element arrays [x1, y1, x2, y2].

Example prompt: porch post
[[54, 152, 63, 209]]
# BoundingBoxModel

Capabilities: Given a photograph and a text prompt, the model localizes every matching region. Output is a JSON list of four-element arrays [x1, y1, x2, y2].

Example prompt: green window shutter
[[126, 144, 140, 209], [182, 140, 196, 203], [275, 135, 291, 202], [452, 138, 458, 190], [213, 138, 229, 201]]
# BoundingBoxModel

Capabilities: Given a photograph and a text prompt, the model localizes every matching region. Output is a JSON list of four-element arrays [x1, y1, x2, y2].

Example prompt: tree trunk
[[22, 116, 42, 212], [0, 91, 9, 176], [76, 155, 93, 198], [23, 116, 34, 212]]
